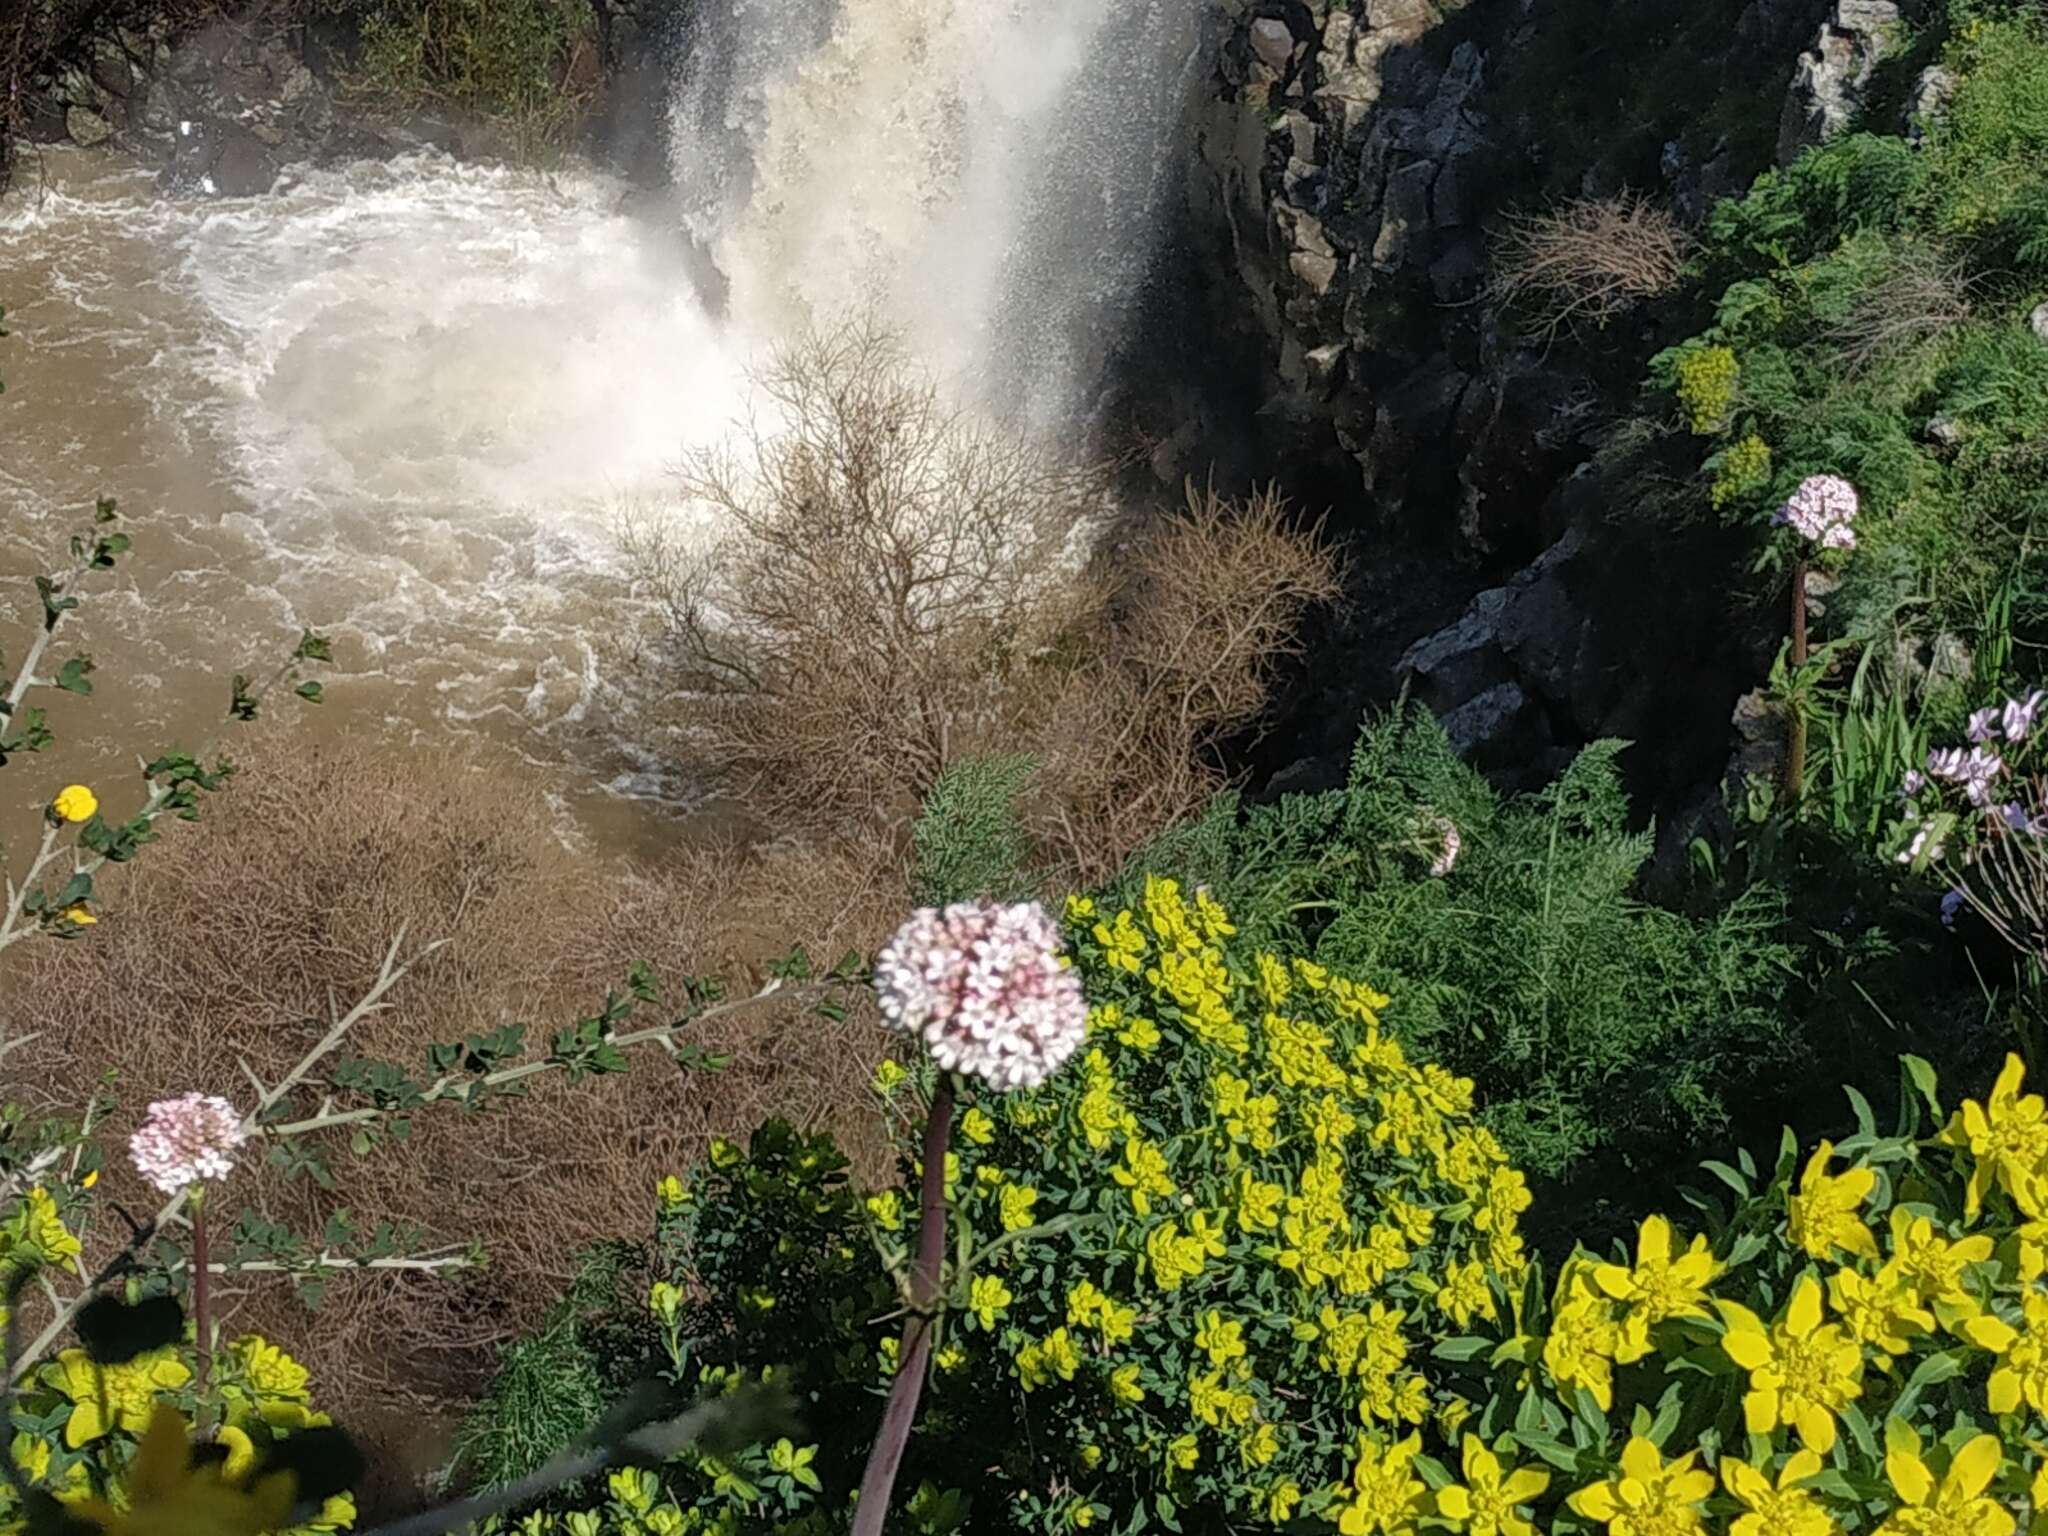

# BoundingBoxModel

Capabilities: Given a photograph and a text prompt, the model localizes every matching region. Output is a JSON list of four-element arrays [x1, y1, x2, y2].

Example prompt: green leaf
[[295, 680, 325, 704], [1698, 1160, 1750, 1198], [1432, 1336, 1494, 1362], [1901, 1055, 1943, 1123], [55, 656, 94, 695]]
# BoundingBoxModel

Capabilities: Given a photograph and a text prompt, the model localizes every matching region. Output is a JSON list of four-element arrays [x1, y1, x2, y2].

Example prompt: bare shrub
[[1489, 193, 1690, 336], [1824, 241, 1975, 374], [618, 323, 1344, 882], [621, 320, 1103, 831], [1031, 484, 1345, 879], [3, 732, 901, 1436]]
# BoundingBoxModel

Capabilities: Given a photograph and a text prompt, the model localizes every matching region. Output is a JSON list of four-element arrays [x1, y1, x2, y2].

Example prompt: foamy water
[[0, 0, 1203, 840]]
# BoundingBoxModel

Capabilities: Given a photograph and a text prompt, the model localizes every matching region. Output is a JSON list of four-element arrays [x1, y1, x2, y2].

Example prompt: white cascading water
[[0, 0, 1203, 815]]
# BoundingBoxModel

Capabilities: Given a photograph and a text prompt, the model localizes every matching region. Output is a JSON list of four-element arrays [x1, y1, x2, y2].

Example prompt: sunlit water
[[0, 0, 1202, 849]]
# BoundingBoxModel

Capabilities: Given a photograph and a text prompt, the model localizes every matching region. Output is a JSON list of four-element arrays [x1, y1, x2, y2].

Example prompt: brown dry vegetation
[[1824, 241, 1975, 374], [1, 733, 902, 1431], [1489, 192, 1689, 337], [617, 324, 1342, 884]]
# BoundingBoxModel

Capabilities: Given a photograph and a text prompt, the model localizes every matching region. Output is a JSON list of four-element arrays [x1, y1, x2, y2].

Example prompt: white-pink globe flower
[[129, 1094, 246, 1194], [1773, 474, 1859, 550], [873, 901, 1086, 1091]]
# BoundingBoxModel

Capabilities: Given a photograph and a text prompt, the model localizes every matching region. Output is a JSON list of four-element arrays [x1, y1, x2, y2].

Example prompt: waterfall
[[671, 0, 1206, 428]]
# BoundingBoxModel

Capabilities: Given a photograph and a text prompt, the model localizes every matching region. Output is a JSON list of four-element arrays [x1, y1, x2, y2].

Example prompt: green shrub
[[910, 756, 1039, 906], [1118, 711, 1799, 1183], [352, 0, 593, 152], [531, 880, 1538, 1534]]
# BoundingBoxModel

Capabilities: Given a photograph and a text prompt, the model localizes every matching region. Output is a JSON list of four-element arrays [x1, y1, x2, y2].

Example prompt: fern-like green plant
[[1121, 710, 1799, 1182], [909, 755, 1038, 906]]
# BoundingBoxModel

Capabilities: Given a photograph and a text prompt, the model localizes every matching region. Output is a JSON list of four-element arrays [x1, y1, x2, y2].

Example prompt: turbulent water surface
[[0, 0, 1202, 844]]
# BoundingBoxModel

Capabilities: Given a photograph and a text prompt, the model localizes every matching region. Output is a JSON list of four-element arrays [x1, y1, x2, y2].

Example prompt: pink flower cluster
[[1773, 474, 1859, 550], [129, 1093, 246, 1194], [873, 902, 1087, 1091], [1426, 816, 1462, 878]]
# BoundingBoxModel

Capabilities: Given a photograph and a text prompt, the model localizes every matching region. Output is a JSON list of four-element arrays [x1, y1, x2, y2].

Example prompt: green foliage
[[531, 884, 1536, 1534], [351, 0, 592, 153], [454, 1245, 647, 1491], [911, 755, 1038, 906], [1122, 710, 1800, 1182]]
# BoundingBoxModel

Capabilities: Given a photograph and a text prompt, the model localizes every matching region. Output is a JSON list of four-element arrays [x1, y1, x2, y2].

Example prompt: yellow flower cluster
[[950, 880, 1531, 1529], [1675, 344, 1740, 434]]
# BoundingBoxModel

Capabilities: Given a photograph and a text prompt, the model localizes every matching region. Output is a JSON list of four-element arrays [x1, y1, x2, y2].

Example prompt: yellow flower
[[55, 1405, 297, 1536], [1117, 1013, 1161, 1052], [968, 1274, 1013, 1330], [1592, 1215, 1721, 1361], [1167, 1434, 1199, 1470], [1195, 1310, 1247, 1368], [1965, 1287, 2048, 1417], [1070, 1503, 1097, 1530], [1093, 910, 1146, 972], [1716, 1276, 1864, 1453], [1064, 894, 1096, 922], [1828, 1264, 1933, 1356], [234, 1335, 309, 1409], [648, 1281, 683, 1324], [51, 785, 98, 823], [47, 1348, 192, 1447], [866, 1190, 904, 1231], [61, 904, 96, 926], [1240, 1421, 1280, 1467], [960, 1108, 995, 1146], [1567, 1436, 1714, 1536], [1886, 1207, 1994, 1325], [1267, 1481, 1303, 1523], [999, 1183, 1038, 1233], [1236, 1171, 1285, 1234], [1787, 1141, 1879, 1262], [655, 1174, 687, 1208], [12, 1431, 50, 1483], [1876, 1426, 2011, 1536], [1722, 1450, 1834, 1536], [1437, 1258, 1497, 1331], [871, 1059, 908, 1095], [1941, 1053, 2048, 1219], [1195, 889, 1236, 941], [1337, 1434, 1429, 1536], [1146, 1221, 1206, 1291], [1542, 1266, 1619, 1412], [16, 1187, 82, 1264], [1019, 1328, 1080, 1390], [1435, 1435, 1549, 1536], [1110, 1138, 1174, 1217], [1109, 1364, 1146, 1403], [935, 1345, 967, 1372]]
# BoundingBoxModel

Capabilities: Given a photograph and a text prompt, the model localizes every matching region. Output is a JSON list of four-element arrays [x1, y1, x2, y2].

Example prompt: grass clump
[[350, 0, 594, 153]]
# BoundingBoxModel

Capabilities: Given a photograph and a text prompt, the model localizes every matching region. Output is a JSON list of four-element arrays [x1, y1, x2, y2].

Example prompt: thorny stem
[[6, 930, 434, 1386], [851, 1076, 955, 1536]]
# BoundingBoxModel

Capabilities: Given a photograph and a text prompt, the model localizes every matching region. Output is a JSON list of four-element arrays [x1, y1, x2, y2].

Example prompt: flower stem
[[1786, 554, 1809, 807], [191, 1187, 213, 1436], [851, 1076, 955, 1536]]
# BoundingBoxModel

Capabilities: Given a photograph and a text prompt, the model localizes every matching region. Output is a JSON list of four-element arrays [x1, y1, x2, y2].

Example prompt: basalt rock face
[[1190, 0, 1833, 797]]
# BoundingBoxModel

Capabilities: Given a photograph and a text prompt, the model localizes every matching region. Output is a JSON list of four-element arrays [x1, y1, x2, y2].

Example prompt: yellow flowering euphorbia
[[1434, 1436, 1548, 1536], [1567, 1436, 1714, 1536], [1718, 1275, 1866, 1453]]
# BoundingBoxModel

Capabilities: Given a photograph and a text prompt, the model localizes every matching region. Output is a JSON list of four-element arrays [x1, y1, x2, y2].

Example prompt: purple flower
[[1968, 707, 2002, 744], [1774, 474, 1860, 549], [1928, 746, 1969, 780], [1900, 770, 1927, 798], [2003, 690, 2046, 744], [1940, 888, 1966, 927], [874, 902, 1087, 1091], [129, 1094, 246, 1194], [2002, 801, 2048, 836]]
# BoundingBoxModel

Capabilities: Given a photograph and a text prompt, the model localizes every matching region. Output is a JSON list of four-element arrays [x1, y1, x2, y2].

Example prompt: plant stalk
[[191, 1186, 212, 1436], [1786, 555, 1809, 806], [851, 1076, 955, 1536]]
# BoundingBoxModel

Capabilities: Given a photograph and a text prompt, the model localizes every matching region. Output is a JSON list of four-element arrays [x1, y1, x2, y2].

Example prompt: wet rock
[[1905, 64, 1956, 143], [1250, 18, 1299, 73], [1777, 0, 1899, 163], [65, 107, 114, 148], [91, 41, 135, 100]]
